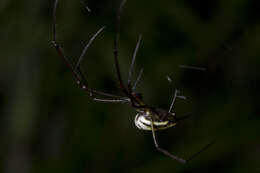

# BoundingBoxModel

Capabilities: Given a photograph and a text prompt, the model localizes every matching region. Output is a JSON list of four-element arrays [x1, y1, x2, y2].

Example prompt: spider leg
[[51, 0, 129, 102], [80, 0, 91, 13], [92, 97, 130, 103], [127, 34, 142, 90], [166, 75, 186, 113], [52, 0, 81, 84], [149, 117, 187, 164], [159, 89, 179, 121], [77, 66, 126, 100], [149, 116, 214, 163], [113, 0, 130, 96], [179, 65, 206, 71], [113, 0, 146, 107], [168, 89, 179, 114], [132, 68, 144, 91], [160, 75, 186, 121], [185, 141, 215, 163], [75, 27, 105, 70]]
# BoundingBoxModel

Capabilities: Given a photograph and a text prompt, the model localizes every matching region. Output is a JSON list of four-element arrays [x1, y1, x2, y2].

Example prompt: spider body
[[52, 0, 213, 164], [134, 108, 177, 131]]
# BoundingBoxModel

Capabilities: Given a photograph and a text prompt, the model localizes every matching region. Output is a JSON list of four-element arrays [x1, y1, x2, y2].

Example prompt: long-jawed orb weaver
[[51, 0, 213, 164]]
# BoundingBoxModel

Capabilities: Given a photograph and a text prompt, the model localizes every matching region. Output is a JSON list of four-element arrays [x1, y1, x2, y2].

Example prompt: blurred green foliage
[[0, 0, 260, 172]]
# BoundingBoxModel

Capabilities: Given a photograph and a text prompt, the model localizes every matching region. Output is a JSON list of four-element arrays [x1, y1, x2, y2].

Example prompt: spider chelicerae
[[51, 0, 213, 164]]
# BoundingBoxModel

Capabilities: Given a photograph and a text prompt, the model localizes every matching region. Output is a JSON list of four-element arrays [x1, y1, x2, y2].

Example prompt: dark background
[[1, 0, 260, 172]]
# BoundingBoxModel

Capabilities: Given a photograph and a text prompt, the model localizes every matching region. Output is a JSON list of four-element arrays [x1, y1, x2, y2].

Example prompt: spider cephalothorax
[[52, 0, 213, 164]]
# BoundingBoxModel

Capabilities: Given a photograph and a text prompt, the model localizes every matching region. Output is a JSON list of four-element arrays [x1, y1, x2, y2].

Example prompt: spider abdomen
[[134, 112, 177, 131]]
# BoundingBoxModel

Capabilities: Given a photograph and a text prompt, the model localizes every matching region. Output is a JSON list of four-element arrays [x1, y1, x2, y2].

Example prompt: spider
[[51, 0, 213, 164]]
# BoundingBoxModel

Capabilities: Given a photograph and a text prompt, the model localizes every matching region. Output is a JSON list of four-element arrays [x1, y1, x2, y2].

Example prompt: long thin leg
[[52, 0, 81, 84], [77, 67, 127, 99], [168, 89, 178, 113], [179, 65, 206, 71], [185, 141, 214, 163], [132, 68, 144, 91], [75, 26, 105, 70], [127, 34, 142, 90], [149, 117, 214, 163], [113, 0, 129, 96], [149, 117, 187, 164], [166, 75, 186, 113], [159, 89, 178, 121], [88, 89, 129, 103], [92, 98, 130, 103], [113, 0, 144, 107], [80, 0, 91, 12], [52, 0, 129, 102], [84, 89, 129, 103]]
